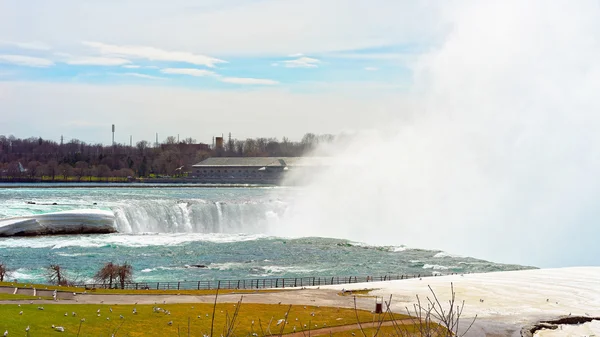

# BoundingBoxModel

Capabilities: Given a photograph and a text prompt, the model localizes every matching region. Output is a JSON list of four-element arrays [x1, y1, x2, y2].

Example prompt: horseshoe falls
[[0, 185, 532, 284]]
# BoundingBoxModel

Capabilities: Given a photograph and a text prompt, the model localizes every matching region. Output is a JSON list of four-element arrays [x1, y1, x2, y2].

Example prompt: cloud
[[0, 41, 51, 50], [83, 41, 226, 67], [66, 56, 131, 66], [0, 54, 54, 67], [160, 68, 217, 77], [122, 65, 140, 69], [120, 72, 167, 80], [161, 68, 277, 85], [364, 67, 378, 71], [288, 53, 304, 57], [0, 1, 441, 55], [219, 77, 279, 85], [283, 56, 320, 68]]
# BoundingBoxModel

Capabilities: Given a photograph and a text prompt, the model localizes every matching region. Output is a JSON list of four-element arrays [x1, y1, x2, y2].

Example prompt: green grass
[[0, 293, 52, 301], [0, 302, 410, 337], [1, 282, 287, 295]]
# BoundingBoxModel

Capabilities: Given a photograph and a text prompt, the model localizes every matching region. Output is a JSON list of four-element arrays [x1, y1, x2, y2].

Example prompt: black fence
[[76, 273, 444, 291]]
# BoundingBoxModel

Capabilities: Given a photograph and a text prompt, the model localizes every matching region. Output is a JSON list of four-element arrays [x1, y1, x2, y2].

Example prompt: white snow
[[534, 320, 600, 336], [0, 209, 116, 236], [321, 267, 600, 337]]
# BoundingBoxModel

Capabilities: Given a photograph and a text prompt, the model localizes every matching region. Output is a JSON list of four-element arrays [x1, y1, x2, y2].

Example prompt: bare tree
[[74, 161, 88, 181], [46, 160, 59, 181], [58, 163, 72, 180], [47, 264, 69, 286], [116, 262, 133, 289], [136, 140, 149, 156], [0, 262, 10, 282], [94, 262, 118, 288], [358, 283, 477, 337]]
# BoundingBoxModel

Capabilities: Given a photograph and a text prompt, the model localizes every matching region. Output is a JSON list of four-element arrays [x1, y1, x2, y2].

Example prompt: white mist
[[275, 0, 600, 268]]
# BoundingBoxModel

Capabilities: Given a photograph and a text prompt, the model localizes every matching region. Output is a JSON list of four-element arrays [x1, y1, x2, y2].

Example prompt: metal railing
[[76, 273, 444, 291]]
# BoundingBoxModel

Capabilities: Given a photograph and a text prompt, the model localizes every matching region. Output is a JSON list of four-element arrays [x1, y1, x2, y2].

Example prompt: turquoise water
[[0, 186, 532, 284]]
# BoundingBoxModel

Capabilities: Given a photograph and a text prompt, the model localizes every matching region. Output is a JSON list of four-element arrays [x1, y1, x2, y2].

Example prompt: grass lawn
[[0, 282, 286, 296], [0, 302, 410, 337], [0, 293, 52, 301]]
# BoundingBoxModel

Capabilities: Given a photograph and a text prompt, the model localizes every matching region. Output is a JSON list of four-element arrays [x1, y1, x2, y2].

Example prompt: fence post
[[312, 277, 315, 286], [198, 281, 201, 290], [157, 282, 159, 290], [178, 282, 180, 290]]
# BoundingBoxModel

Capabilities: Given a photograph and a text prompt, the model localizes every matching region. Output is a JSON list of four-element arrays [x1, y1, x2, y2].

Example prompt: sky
[[0, 0, 443, 145], [2, 1, 600, 267]]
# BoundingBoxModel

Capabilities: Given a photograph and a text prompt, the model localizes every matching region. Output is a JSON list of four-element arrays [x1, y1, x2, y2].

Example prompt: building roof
[[192, 157, 331, 168]]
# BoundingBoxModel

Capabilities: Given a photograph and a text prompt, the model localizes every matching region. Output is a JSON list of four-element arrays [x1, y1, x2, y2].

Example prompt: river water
[[0, 185, 532, 284]]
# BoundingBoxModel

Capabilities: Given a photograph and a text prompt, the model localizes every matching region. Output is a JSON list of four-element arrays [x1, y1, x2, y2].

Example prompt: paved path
[[283, 320, 417, 337], [0, 289, 379, 313]]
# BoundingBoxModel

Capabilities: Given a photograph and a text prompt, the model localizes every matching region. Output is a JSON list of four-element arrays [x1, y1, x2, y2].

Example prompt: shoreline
[[0, 182, 277, 188]]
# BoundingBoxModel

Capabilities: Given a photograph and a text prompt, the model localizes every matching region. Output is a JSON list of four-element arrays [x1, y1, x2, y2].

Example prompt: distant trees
[[94, 262, 133, 289], [0, 132, 336, 181]]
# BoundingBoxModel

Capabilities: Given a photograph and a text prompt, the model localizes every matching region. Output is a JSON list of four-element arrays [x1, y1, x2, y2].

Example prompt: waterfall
[[110, 199, 287, 234]]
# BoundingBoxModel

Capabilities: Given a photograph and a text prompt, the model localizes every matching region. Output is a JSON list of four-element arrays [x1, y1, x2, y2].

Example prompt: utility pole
[[130, 135, 132, 147], [156, 133, 159, 148]]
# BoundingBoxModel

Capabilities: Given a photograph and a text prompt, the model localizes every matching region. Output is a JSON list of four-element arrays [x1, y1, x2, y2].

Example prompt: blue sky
[[0, 0, 445, 144]]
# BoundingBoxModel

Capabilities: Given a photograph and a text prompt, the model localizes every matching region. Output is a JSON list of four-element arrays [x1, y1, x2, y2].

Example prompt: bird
[[25, 326, 29, 332], [132, 308, 137, 314], [97, 309, 100, 313], [167, 321, 173, 326], [81, 318, 85, 322], [109, 308, 112, 313], [276, 319, 284, 325], [72, 312, 76, 316], [107, 317, 110, 320], [54, 327, 65, 332], [3, 330, 7, 336], [64, 313, 68, 316], [120, 315, 124, 319], [37, 307, 44, 310], [19, 311, 23, 315]]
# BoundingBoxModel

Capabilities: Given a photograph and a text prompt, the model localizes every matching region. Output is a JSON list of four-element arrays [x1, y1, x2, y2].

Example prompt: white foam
[[0, 233, 271, 249], [433, 251, 463, 258], [422, 264, 450, 270]]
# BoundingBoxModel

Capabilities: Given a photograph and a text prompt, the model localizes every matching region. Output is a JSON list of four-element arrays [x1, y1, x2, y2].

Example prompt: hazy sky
[[0, 0, 446, 145]]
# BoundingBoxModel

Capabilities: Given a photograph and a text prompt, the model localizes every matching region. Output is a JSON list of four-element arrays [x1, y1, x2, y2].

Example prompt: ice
[[0, 209, 116, 236]]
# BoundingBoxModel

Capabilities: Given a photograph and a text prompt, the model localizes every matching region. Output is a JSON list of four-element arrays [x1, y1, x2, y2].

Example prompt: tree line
[[0, 133, 335, 180]]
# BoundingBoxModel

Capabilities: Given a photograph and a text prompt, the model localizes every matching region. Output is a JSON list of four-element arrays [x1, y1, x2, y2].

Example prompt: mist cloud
[[277, 1, 600, 268]]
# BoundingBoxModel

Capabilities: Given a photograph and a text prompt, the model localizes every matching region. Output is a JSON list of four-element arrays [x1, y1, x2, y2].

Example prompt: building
[[191, 157, 329, 184]]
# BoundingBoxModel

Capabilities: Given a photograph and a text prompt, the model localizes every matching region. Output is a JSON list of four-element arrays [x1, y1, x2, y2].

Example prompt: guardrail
[[76, 273, 445, 291]]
